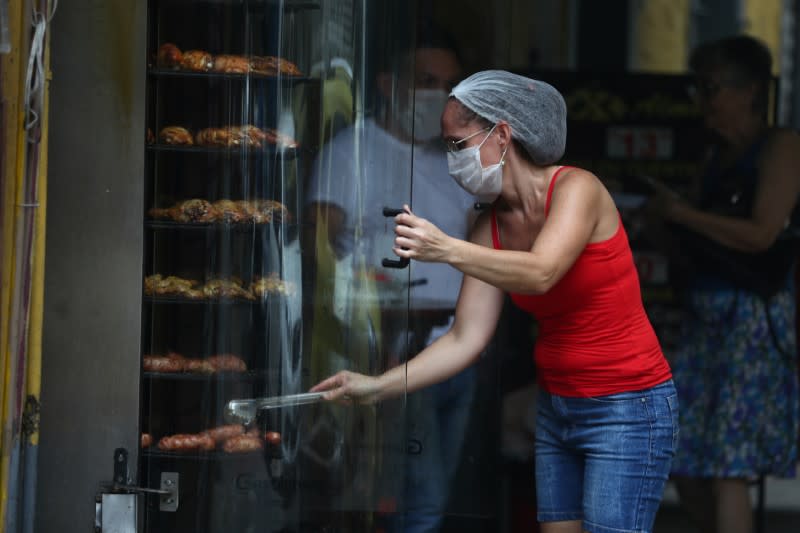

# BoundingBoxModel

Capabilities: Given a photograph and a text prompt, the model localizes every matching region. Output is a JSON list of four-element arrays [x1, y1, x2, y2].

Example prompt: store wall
[[630, 0, 691, 72], [794, 0, 800, 128], [428, 0, 506, 74], [429, 0, 572, 74], [35, 1, 146, 532]]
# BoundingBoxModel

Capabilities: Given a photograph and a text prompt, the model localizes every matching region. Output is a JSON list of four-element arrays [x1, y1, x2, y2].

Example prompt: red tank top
[[491, 166, 671, 397]]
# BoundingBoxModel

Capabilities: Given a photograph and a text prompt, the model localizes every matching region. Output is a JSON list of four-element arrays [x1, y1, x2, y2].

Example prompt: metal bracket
[[158, 472, 179, 512], [95, 448, 179, 527], [113, 448, 130, 485], [95, 493, 137, 533]]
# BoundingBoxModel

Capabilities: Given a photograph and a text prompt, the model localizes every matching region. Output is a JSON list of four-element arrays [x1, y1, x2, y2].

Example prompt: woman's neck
[[499, 156, 557, 214]]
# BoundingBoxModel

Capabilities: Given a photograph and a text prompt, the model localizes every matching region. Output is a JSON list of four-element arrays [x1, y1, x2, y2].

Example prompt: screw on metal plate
[[113, 448, 129, 485], [159, 472, 179, 512]]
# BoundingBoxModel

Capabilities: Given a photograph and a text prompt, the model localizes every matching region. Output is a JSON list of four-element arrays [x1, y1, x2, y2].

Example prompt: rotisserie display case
[[138, 1, 415, 531]]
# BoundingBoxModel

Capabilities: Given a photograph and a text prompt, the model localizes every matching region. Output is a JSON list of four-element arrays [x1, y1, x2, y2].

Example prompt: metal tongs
[[224, 392, 325, 425]]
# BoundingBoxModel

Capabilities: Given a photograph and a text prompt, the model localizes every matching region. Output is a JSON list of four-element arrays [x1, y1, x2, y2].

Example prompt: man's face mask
[[398, 88, 449, 142]]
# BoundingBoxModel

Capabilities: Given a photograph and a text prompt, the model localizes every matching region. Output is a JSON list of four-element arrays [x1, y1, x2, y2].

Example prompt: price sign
[[606, 126, 674, 160]]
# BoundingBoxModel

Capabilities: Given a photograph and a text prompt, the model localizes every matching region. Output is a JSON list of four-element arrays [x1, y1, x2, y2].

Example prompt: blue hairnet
[[450, 70, 567, 165]]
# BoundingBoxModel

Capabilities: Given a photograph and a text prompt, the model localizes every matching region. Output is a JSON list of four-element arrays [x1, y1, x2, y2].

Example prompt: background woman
[[650, 35, 800, 533]]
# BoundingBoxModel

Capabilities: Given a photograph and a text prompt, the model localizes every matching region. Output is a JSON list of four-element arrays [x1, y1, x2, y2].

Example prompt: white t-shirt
[[307, 118, 476, 309]]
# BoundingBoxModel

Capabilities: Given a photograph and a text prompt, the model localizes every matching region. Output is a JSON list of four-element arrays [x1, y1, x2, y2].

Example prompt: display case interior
[[138, 1, 416, 532], [140, 1, 321, 531]]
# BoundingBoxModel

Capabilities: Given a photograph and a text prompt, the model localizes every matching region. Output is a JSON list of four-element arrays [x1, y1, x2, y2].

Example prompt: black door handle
[[381, 206, 409, 269]]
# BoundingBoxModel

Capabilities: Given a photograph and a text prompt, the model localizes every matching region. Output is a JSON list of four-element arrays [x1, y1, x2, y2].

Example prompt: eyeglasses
[[445, 126, 492, 153], [688, 77, 732, 100]]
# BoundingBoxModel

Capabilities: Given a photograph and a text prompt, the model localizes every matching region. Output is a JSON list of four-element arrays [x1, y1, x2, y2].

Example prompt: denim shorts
[[534, 380, 679, 533]]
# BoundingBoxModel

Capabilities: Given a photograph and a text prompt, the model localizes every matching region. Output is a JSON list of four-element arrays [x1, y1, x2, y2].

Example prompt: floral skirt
[[668, 286, 799, 478]]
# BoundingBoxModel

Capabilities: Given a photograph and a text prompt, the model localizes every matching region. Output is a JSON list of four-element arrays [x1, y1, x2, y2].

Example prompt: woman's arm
[[310, 224, 506, 403], [377, 275, 504, 399], [662, 129, 800, 252], [393, 169, 607, 294]]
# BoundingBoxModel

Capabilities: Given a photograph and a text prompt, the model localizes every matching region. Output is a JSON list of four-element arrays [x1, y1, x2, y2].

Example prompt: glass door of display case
[[139, 1, 416, 531]]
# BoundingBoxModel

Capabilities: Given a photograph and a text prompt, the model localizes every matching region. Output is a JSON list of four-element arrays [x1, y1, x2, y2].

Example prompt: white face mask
[[398, 88, 449, 142], [447, 125, 507, 201]]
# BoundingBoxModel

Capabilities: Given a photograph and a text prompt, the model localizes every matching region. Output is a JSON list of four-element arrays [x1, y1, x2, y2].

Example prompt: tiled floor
[[655, 476, 800, 532], [654, 505, 800, 533], [443, 467, 800, 532]]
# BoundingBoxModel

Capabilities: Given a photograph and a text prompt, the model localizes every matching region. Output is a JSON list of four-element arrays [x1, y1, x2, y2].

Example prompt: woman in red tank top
[[312, 71, 677, 533]]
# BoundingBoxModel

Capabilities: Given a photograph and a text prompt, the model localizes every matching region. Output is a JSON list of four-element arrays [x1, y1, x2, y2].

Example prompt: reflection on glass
[[306, 17, 479, 533]]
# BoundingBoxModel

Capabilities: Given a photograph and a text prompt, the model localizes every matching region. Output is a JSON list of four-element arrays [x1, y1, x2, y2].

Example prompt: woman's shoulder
[[760, 127, 800, 164], [767, 125, 800, 137], [550, 166, 606, 201], [553, 165, 602, 183], [547, 166, 616, 235], [764, 126, 800, 149]]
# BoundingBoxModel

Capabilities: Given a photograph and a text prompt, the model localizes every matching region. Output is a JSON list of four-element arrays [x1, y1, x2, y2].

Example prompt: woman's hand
[[647, 192, 691, 223], [392, 204, 454, 263], [309, 370, 382, 405]]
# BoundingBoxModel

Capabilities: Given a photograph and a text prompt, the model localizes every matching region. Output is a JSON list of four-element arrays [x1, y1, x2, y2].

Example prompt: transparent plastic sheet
[[0, 0, 9, 54], [140, 1, 414, 531]]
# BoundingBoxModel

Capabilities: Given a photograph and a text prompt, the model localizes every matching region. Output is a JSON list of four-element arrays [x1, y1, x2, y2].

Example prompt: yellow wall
[[0, 0, 27, 524], [631, 0, 691, 73], [1, 0, 51, 526], [743, 0, 783, 73], [631, 0, 785, 74]]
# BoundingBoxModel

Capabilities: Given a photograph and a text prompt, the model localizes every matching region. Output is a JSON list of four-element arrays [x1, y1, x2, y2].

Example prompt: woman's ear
[[496, 121, 512, 148]]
